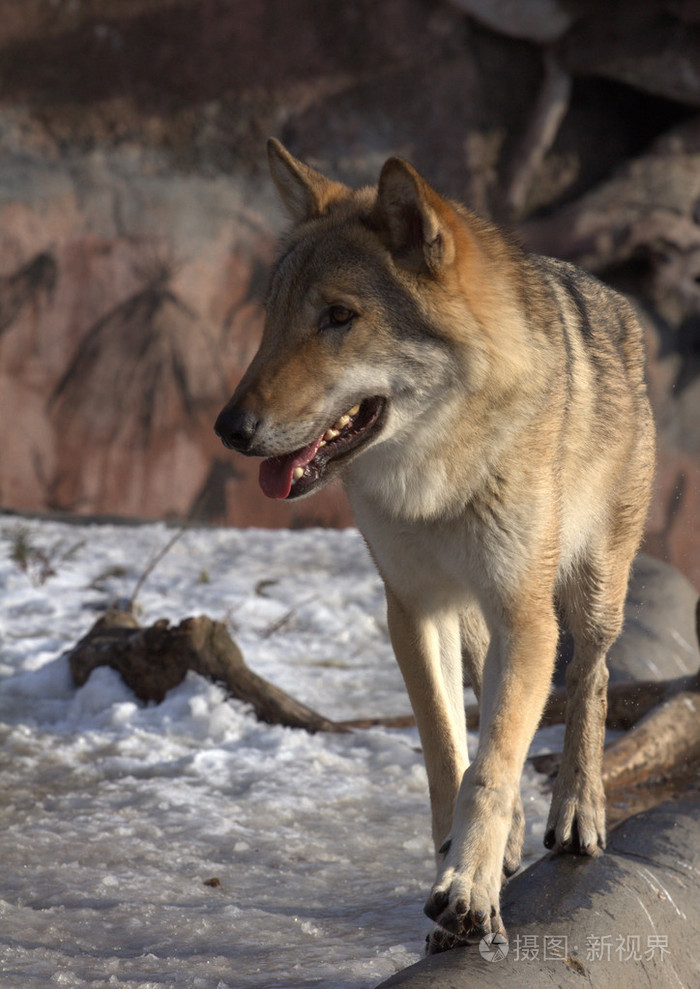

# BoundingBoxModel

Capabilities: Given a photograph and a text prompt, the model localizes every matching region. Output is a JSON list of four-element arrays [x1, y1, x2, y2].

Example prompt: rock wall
[[0, 0, 698, 582]]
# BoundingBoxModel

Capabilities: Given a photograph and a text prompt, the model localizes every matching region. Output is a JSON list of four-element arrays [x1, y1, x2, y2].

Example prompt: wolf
[[215, 139, 655, 950]]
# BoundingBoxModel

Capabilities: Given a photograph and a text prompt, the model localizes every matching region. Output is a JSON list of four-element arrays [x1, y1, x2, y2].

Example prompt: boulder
[[554, 552, 699, 687], [608, 553, 699, 681], [375, 797, 700, 988], [446, 0, 573, 43]]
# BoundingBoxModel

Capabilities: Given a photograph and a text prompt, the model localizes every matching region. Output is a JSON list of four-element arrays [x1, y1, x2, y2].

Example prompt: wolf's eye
[[319, 305, 354, 331]]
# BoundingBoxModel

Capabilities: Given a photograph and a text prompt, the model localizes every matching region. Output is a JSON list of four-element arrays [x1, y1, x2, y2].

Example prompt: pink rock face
[[0, 163, 695, 585], [644, 449, 700, 592], [0, 0, 697, 584], [0, 173, 354, 529]]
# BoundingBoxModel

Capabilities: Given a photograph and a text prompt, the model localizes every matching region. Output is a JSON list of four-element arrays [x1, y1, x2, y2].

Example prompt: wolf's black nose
[[214, 407, 259, 453]]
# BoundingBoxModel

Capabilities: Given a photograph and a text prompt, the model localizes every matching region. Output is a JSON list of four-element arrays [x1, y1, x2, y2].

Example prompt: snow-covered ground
[[0, 516, 559, 989]]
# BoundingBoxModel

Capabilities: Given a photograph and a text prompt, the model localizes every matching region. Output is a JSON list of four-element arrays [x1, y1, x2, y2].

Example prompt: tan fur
[[215, 139, 656, 949]]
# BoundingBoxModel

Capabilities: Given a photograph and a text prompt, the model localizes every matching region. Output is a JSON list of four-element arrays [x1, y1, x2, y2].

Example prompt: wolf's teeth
[[348, 404, 360, 416], [318, 439, 326, 447], [292, 466, 304, 481], [335, 414, 351, 429], [324, 428, 340, 441]]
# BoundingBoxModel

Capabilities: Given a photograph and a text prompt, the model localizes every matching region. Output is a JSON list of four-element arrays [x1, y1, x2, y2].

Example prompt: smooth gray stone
[[554, 552, 699, 687], [375, 797, 700, 988], [609, 554, 699, 680]]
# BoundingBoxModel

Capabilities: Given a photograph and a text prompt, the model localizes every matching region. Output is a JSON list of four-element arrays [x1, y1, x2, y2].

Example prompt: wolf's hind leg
[[459, 606, 488, 700], [545, 553, 632, 854], [503, 792, 525, 877]]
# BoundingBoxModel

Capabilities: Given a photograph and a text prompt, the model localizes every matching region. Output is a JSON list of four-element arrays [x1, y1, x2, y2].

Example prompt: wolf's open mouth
[[259, 397, 386, 499]]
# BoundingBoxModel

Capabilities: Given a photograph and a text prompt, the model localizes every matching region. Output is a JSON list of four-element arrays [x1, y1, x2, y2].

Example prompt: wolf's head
[[215, 140, 516, 502]]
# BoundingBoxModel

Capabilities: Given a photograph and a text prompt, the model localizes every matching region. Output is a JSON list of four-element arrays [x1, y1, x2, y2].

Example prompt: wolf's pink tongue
[[259, 435, 324, 499]]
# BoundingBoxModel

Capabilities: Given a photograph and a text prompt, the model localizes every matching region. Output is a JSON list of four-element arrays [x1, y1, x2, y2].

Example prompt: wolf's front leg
[[386, 589, 469, 860], [424, 601, 558, 942]]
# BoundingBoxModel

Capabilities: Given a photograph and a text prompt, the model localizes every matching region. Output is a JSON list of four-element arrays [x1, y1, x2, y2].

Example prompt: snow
[[0, 516, 558, 988]]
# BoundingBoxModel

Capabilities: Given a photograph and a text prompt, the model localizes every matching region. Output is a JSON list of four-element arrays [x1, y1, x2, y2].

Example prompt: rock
[[447, 0, 573, 42], [643, 312, 700, 593], [375, 797, 700, 988], [520, 119, 700, 320], [554, 553, 699, 688], [557, 3, 700, 107], [608, 554, 699, 681]]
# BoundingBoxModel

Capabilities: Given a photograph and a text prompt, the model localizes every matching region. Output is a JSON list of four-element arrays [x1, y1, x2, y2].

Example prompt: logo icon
[[479, 931, 509, 962]]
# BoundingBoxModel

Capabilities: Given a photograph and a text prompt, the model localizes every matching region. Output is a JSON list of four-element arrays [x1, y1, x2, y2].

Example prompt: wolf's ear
[[267, 138, 349, 223], [370, 158, 455, 275]]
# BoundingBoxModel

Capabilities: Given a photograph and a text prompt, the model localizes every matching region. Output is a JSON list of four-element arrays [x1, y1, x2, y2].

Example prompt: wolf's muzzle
[[214, 407, 258, 453]]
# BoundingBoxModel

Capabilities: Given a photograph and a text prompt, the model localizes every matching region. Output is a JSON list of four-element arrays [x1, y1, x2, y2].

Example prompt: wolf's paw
[[424, 869, 505, 942], [426, 780, 513, 938], [544, 774, 605, 856], [425, 926, 470, 955]]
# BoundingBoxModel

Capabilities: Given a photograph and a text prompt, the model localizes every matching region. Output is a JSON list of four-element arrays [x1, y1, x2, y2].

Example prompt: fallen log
[[603, 688, 700, 790], [530, 681, 700, 785], [68, 608, 345, 734]]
